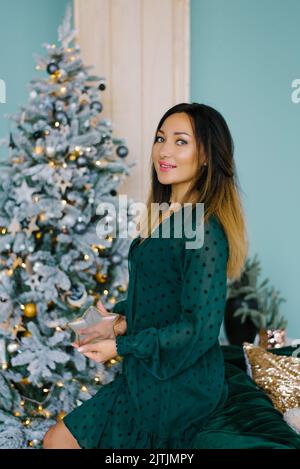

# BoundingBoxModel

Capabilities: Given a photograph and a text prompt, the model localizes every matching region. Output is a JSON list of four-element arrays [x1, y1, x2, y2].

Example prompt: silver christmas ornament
[[46, 146, 55, 157], [74, 222, 87, 234], [66, 283, 87, 308]]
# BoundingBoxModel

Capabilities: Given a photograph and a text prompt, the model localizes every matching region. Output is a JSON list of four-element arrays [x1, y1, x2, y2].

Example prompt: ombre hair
[[138, 102, 248, 281]]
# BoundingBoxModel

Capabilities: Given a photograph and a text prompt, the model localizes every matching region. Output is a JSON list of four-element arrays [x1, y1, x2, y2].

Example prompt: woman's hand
[[77, 300, 125, 345], [72, 338, 118, 363]]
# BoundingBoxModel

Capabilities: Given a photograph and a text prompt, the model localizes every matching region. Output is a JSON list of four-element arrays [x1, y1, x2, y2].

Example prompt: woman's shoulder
[[180, 211, 228, 253], [205, 214, 228, 249]]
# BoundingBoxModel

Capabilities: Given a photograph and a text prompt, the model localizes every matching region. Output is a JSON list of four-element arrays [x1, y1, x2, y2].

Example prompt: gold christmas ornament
[[243, 342, 300, 435], [95, 272, 108, 283], [52, 70, 61, 80], [23, 303, 37, 318], [35, 232, 43, 240]]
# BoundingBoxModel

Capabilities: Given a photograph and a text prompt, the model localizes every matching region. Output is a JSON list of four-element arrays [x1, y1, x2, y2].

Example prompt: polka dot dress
[[63, 207, 230, 448]]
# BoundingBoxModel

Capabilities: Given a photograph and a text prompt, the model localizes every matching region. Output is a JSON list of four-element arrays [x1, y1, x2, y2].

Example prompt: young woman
[[43, 102, 248, 449]]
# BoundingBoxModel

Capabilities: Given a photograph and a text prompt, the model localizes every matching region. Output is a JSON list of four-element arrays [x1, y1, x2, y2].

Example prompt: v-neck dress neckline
[[130, 204, 190, 253]]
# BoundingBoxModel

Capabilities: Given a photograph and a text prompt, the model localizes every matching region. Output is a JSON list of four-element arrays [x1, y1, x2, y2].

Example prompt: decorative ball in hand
[[47, 62, 59, 75], [74, 222, 87, 234], [23, 303, 37, 318], [95, 272, 108, 284], [90, 101, 103, 113], [66, 283, 87, 308], [116, 145, 128, 158]]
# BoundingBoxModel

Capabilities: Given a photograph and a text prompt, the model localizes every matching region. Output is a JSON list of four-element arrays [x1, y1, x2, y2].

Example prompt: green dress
[[63, 206, 230, 448], [63, 207, 300, 448]]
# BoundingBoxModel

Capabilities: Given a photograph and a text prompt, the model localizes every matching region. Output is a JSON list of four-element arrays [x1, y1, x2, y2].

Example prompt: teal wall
[[191, 0, 300, 340], [0, 0, 70, 159]]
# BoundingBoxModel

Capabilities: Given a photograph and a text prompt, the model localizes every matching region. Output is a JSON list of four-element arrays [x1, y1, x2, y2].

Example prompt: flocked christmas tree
[[0, 4, 137, 448]]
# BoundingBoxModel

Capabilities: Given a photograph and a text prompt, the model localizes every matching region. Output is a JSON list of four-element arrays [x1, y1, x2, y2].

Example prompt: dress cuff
[[111, 300, 125, 315], [116, 335, 134, 357]]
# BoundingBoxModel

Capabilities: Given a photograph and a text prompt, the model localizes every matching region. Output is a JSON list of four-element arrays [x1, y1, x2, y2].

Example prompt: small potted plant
[[224, 254, 269, 346]]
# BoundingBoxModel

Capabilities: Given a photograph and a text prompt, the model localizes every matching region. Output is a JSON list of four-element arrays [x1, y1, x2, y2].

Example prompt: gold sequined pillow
[[243, 342, 300, 435]]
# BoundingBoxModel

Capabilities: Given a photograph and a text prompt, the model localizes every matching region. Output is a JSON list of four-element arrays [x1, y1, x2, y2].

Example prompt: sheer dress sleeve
[[116, 216, 229, 380]]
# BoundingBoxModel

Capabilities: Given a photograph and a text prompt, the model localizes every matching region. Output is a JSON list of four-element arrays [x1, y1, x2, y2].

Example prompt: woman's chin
[[157, 174, 175, 185]]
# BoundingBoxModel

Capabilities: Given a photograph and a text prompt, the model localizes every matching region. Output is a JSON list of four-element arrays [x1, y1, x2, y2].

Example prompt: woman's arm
[[115, 217, 229, 380]]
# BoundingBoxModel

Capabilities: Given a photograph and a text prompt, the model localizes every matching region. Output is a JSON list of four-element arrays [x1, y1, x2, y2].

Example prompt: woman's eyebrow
[[157, 129, 191, 136]]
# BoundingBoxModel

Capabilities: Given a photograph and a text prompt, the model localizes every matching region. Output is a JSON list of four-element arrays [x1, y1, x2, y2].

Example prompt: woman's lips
[[159, 163, 177, 172]]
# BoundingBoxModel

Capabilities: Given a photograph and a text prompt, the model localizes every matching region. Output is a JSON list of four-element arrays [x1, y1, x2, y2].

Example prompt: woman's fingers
[[97, 300, 110, 316], [79, 334, 100, 345], [77, 342, 97, 353]]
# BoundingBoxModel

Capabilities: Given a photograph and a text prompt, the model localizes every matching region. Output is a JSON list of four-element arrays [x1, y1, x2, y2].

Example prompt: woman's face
[[151, 112, 203, 196]]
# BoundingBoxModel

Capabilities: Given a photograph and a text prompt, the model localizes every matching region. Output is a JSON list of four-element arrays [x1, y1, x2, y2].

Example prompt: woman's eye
[[154, 136, 163, 143], [154, 136, 187, 145]]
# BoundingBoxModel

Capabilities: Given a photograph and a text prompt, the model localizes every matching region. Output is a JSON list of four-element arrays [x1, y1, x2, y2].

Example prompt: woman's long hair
[[139, 102, 248, 281]]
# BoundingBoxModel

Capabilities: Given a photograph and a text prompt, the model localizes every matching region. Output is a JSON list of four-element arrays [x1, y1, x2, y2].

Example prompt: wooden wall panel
[[74, 0, 190, 204]]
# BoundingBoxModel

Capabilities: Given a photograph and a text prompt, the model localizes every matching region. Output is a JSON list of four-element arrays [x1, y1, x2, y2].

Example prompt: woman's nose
[[159, 144, 173, 156]]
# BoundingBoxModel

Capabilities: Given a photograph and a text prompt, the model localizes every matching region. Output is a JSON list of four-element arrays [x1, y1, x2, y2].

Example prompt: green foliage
[[227, 253, 287, 330]]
